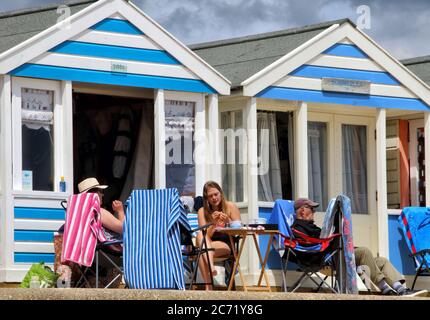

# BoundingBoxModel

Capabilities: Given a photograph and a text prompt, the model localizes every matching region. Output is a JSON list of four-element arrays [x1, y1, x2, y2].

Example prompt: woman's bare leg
[[196, 233, 232, 290], [196, 232, 215, 290]]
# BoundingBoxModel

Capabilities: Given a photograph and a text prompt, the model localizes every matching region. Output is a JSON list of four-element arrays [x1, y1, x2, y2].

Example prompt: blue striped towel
[[123, 188, 191, 289]]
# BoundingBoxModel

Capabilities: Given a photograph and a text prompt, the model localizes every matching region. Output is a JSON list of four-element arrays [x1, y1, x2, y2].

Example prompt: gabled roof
[[402, 55, 430, 85], [190, 19, 353, 88], [0, 0, 230, 94], [0, 1, 96, 55]]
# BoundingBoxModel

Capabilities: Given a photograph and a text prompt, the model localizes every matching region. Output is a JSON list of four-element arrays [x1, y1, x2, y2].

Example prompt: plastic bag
[[20, 262, 59, 288]]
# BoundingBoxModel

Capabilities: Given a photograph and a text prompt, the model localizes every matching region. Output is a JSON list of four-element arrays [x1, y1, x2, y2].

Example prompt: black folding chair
[[59, 200, 124, 288]]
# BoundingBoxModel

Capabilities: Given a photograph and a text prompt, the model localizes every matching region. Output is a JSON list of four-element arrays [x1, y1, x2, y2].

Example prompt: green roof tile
[[191, 19, 353, 87], [0, 1, 95, 55]]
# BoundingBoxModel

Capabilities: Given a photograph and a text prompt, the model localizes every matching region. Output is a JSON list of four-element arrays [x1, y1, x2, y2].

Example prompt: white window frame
[[220, 108, 247, 203], [254, 105, 297, 206], [163, 90, 205, 196], [334, 114, 376, 215], [307, 112, 335, 213], [409, 119, 424, 206], [11, 77, 63, 193]]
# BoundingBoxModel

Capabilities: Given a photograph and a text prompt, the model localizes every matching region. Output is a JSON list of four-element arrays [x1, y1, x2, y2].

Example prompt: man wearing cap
[[293, 198, 427, 297], [292, 198, 321, 239], [78, 177, 125, 235]]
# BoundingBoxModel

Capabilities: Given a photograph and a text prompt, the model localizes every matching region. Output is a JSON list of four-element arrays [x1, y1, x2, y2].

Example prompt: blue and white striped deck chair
[[182, 213, 198, 285], [123, 188, 191, 289], [187, 213, 199, 236]]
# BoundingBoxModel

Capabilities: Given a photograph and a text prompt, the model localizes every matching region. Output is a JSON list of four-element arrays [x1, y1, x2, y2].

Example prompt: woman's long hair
[[203, 181, 227, 222]]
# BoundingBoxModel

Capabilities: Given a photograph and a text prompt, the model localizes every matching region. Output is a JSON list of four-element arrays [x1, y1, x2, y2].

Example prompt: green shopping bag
[[20, 262, 58, 288]]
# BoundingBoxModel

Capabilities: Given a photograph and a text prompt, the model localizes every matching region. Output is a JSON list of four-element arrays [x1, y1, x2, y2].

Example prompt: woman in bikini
[[197, 181, 241, 290]]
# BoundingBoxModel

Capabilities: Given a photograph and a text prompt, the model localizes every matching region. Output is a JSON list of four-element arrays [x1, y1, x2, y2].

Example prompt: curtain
[[221, 112, 232, 199], [308, 122, 328, 211], [165, 100, 196, 196], [120, 100, 154, 201], [342, 124, 368, 214], [221, 111, 245, 202], [257, 112, 282, 201]]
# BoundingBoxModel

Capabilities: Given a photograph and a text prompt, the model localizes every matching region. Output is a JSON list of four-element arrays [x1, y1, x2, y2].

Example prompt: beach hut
[[0, 0, 230, 282], [192, 19, 430, 288]]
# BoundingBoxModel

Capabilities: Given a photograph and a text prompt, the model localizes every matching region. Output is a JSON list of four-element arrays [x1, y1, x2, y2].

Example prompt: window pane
[[342, 124, 368, 214], [257, 111, 294, 201], [165, 100, 195, 196], [308, 122, 328, 211], [221, 110, 244, 202], [21, 88, 54, 191]]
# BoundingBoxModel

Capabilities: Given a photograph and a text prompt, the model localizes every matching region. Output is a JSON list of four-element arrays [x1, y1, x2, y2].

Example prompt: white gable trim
[[241, 23, 344, 96], [241, 22, 430, 107], [0, 0, 115, 74], [118, 0, 230, 94], [347, 24, 430, 106], [0, 0, 230, 95]]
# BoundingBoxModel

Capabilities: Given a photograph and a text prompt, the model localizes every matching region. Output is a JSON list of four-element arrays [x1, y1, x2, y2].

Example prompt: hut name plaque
[[111, 62, 128, 74], [321, 77, 370, 94]]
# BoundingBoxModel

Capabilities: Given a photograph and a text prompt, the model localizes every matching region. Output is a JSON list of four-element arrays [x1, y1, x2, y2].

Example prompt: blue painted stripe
[[388, 215, 416, 275], [90, 18, 144, 35], [14, 230, 55, 242], [14, 253, 55, 264], [256, 87, 429, 111], [49, 41, 179, 65], [10, 64, 216, 94], [14, 207, 65, 220], [323, 43, 368, 58], [290, 65, 400, 85]]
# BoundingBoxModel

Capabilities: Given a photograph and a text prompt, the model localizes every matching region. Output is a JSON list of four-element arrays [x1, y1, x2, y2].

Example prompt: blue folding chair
[[268, 198, 343, 293], [123, 188, 190, 289], [399, 207, 430, 290]]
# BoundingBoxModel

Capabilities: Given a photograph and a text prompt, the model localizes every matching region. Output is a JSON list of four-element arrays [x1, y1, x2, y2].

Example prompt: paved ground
[[0, 287, 428, 300]]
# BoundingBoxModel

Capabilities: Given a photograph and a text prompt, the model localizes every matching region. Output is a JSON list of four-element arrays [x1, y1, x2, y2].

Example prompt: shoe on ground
[[382, 287, 398, 296], [398, 289, 428, 297], [357, 265, 372, 292]]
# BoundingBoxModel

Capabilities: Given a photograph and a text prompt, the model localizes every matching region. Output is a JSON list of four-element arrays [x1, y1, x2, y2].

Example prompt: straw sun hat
[[78, 177, 108, 193]]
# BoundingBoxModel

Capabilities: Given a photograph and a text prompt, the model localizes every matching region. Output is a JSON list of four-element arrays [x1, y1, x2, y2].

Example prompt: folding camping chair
[[399, 207, 430, 290], [59, 196, 123, 289], [268, 195, 357, 294], [268, 199, 342, 293], [180, 196, 238, 290]]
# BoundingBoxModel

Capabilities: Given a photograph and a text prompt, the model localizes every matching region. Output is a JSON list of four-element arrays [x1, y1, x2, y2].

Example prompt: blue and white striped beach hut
[[0, 0, 229, 282]]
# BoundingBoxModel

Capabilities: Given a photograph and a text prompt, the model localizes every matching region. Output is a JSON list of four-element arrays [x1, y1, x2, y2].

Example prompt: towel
[[61, 193, 106, 267], [268, 199, 295, 250], [399, 207, 430, 267], [321, 195, 358, 294], [123, 188, 190, 289]]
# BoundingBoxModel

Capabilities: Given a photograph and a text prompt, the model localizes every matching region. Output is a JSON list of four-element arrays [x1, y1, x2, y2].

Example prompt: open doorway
[[72, 92, 154, 207]]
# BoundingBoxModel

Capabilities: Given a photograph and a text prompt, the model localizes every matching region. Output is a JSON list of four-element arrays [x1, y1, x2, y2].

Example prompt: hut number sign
[[321, 77, 370, 95], [111, 62, 128, 74]]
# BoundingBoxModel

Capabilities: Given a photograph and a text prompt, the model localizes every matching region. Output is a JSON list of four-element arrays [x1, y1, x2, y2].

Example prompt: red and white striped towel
[[61, 193, 107, 267]]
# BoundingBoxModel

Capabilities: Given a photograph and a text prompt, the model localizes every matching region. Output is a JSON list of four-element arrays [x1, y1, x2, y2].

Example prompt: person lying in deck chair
[[294, 198, 427, 297]]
